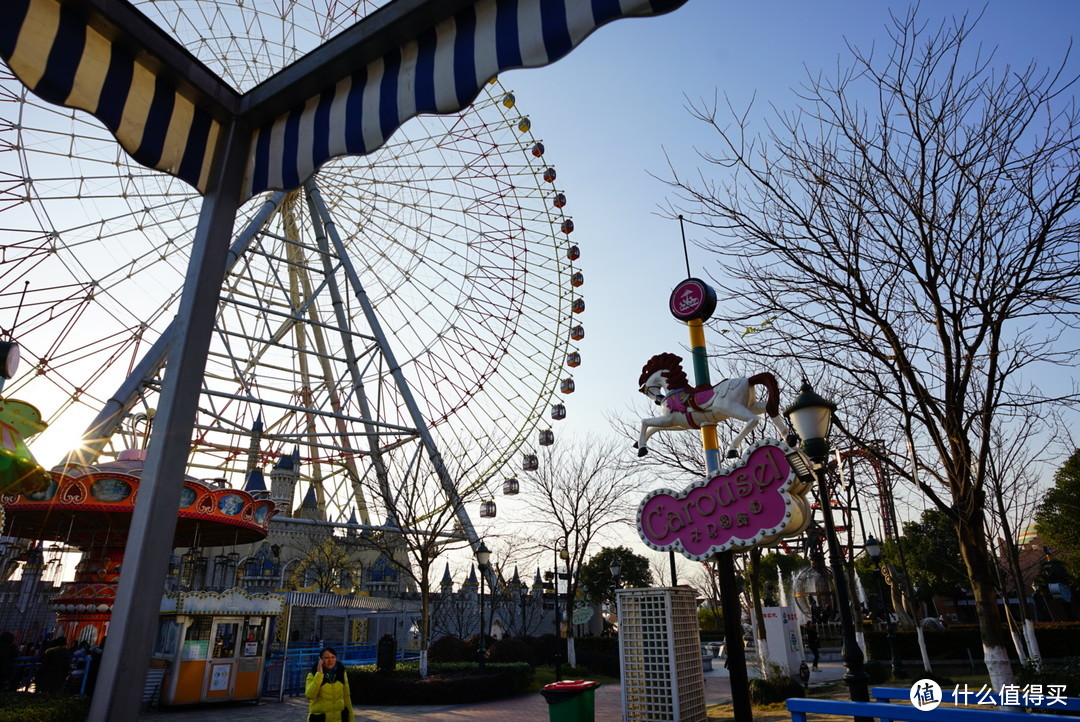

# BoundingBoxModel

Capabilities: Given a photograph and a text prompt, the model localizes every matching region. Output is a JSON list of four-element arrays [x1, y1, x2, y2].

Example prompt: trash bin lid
[[540, 680, 600, 706], [542, 680, 600, 691]]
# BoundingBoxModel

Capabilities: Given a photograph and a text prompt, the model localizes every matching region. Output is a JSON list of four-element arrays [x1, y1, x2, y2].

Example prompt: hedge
[[863, 623, 1080, 663], [573, 637, 620, 678], [348, 662, 532, 705]]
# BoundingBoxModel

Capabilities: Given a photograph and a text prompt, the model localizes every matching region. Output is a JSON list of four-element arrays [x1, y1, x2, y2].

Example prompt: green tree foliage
[[578, 545, 652, 606], [698, 606, 724, 631], [1035, 449, 1080, 580], [744, 551, 809, 603], [894, 509, 967, 599]]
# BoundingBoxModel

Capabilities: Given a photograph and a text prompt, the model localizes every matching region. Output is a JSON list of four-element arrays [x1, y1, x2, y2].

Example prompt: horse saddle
[[665, 387, 717, 416]]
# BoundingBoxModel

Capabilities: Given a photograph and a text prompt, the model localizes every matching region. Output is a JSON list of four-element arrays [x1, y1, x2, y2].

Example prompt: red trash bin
[[540, 680, 600, 722]]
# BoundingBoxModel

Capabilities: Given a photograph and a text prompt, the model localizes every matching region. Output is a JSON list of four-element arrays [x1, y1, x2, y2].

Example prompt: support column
[[88, 120, 250, 722]]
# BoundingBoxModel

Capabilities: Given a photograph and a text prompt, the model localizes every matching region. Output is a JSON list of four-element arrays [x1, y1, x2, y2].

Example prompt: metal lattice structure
[[0, 1, 583, 536]]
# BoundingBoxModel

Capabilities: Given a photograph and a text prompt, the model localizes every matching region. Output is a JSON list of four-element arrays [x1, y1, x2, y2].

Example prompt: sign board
[[755, 606, 804, 676], [668, 278, 717, 322], [637, 441, 807, 558], [209, 663, 231, 691]]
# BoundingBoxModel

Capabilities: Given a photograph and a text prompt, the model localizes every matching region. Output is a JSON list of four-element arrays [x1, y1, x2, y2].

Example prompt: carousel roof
[[0, 464, 275, 548]]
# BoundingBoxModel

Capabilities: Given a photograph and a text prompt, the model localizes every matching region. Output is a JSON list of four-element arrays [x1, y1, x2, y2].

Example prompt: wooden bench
[[786, 697, 1071, 721], [871, 685, 1080, 712]]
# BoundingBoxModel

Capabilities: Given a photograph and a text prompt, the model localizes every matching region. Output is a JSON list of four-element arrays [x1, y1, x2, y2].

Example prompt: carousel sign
[[637, 440, 811, 559]]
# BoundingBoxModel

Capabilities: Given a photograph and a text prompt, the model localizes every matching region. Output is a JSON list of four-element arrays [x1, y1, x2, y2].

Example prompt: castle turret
[[440, 563, 454, 596], [245, 415, 264, 474], [295, 485, 323, 521], [244, 468, 269, 501], [269, 448, 300, 515]]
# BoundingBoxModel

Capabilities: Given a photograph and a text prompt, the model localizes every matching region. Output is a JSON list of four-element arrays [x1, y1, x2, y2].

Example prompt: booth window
[[242, 619, 264, 657], [182, 617, 212, 660], [155, 618, 182, 657], [213, 622, 239, 659]]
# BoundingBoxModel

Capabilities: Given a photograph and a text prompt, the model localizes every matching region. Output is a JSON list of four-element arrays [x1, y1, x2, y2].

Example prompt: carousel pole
[[685, 314, 752, 722], [677, 224, 750, 722]]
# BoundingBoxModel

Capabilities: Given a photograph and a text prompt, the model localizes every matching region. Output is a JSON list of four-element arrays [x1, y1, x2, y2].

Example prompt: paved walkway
[[139, 661, 849, 721]]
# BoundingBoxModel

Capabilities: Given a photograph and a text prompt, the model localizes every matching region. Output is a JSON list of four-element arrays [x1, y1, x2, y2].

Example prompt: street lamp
[[608, 558, 622, 633], [560, 545, 571, 655], [866, 535, 907, 679], [549, 543, 568, 680], [476, 541, 491, 672], [785, 381, 871, 712]]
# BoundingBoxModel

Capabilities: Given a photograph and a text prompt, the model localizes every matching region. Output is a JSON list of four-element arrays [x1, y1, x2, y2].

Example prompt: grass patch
[[707, 682, 851, 721], [0, 693, 90, 722]]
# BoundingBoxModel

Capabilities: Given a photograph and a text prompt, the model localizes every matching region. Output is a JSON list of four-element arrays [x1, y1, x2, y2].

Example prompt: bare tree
[[358, 444, 482, 675], [518, 435, 645, 666], [284, 532, 363, 594], [983, 410, 1063, 662], [667, 8, 1080, 687]]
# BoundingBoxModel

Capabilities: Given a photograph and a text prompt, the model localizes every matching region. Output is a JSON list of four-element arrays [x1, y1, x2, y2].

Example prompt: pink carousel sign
[[637, 441, 810, 559]]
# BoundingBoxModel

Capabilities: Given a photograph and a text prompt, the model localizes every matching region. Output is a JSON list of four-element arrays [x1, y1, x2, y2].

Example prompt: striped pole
[[671, 279, 752, 722]]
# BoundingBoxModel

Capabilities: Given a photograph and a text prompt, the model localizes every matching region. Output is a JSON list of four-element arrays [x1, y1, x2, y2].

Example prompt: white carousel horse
[[635, 353, 792, 459]]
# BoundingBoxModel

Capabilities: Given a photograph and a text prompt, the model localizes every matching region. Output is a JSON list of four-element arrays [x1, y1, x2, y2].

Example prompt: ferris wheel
[[0, 1, 582, 531]]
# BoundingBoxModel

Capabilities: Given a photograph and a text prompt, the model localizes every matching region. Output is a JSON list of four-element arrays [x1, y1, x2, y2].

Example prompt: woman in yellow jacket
[[305, 647, 355, 722]]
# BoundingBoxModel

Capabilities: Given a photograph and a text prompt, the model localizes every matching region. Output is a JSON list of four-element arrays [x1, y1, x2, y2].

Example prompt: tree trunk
[[915, 625, 932, 673], [956, 517, 1014, 688], [419, 566, 430, 678], [748, 548, 770, 674]]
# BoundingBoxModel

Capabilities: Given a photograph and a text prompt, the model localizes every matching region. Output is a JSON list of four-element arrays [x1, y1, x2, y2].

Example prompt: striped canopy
[[1, 0, 686, 201]]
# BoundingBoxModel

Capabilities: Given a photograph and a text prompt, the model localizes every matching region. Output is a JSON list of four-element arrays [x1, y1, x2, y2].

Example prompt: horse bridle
[[639, 380, 665, 405]]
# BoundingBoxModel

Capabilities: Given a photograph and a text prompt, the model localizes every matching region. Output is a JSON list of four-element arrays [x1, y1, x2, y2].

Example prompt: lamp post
[[476, 541, 490, 672], [785, 381, 871, 714], [609, 557, 622, 593], [866, 536, 906, 679], [550, 544, 564, 680], [559, 545, 571, 668], [609, 558, 622, 634]]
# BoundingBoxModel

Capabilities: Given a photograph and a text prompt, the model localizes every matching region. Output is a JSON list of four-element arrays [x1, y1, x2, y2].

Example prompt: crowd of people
[[0, 632, 105, 696]]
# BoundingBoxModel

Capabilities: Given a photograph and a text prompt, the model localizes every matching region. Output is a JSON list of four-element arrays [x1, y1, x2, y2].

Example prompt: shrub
[[0, 693, 91, 722], [863, 659, 890, 685], [487, 636, 536, 666], [1017, 656, 1080, 690], [428, 635, 473, 663], [573, 637, 620, 678], [747, 665, 805, 705], [465, 633, 497, 659], [532, 634, 565, 666], [348, 662, 533, 705]]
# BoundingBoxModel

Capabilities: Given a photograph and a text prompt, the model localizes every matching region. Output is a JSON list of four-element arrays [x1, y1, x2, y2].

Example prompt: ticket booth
[[154, 590, 283, 705]]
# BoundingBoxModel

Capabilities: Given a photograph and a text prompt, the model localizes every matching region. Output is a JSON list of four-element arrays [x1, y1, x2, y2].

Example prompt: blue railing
[[261, 642, 419, 698]]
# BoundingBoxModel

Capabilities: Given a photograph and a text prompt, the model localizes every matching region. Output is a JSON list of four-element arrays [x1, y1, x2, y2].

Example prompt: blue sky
[[499, 1, 1080, 442]]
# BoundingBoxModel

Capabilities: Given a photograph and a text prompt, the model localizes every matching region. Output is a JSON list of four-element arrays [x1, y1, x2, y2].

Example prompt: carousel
[[0, 448, 279, 704]]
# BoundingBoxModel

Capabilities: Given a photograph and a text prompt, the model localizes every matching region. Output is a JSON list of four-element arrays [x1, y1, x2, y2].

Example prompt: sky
[[500, 0, 1080, 441]]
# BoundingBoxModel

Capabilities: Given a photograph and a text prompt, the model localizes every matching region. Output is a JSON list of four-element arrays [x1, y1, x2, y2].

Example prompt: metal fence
[[261, 642, 418, 698]]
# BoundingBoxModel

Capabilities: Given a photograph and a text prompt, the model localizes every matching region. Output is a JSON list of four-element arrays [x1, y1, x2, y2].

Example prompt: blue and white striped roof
[[2, 0, 686, 201]]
